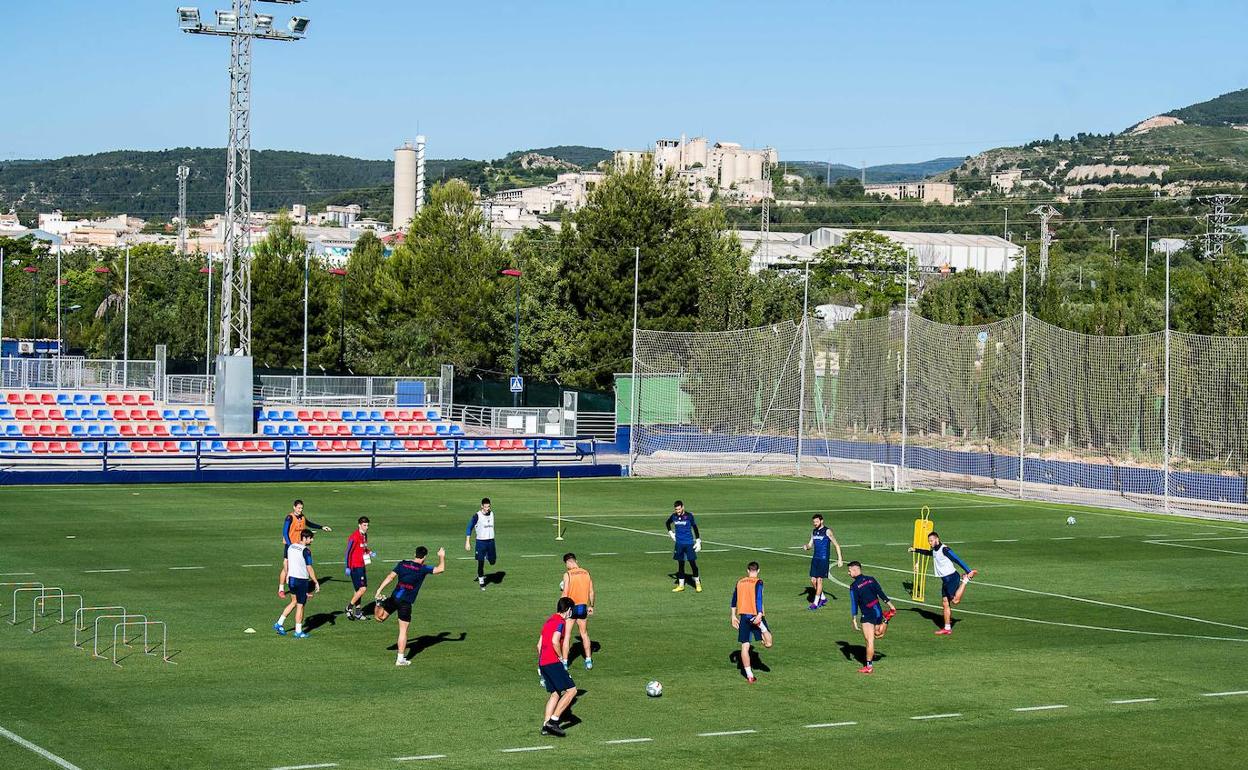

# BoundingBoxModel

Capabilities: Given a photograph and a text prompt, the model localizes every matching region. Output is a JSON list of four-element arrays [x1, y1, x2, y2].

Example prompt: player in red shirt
[[537, 597, 578, 737], [344, 516, 373, 620]]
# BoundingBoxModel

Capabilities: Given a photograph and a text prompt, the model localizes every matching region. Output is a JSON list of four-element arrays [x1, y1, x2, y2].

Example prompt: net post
[[796, 261, 811, 475], [628, 246, 640, 476], [554, 471, 564, 541], [899, 249, 912, 487], [1163, 244, 1171, 513], [1018, 246, 1028, 499]]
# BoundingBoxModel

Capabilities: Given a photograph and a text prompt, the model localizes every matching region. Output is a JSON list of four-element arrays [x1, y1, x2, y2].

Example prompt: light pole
[[302, 244, 310, 388], [123, 245, 131, 385], [500, 267, 522, 407], [328, 267, 347, 371], [199, 261, 213, 375], [1003, 206, 1009, 241], [177, 2, 311, 356], [56, 254, 67, 388], [23, 265, 39, 339], [1144, 215, 1151, 275]]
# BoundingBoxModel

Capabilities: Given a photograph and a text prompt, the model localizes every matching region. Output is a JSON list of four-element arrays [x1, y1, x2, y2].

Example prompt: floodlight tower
[[177, 2, 309, 356], [176, 165, 190, 255], [1030, 205, 1060, 284]]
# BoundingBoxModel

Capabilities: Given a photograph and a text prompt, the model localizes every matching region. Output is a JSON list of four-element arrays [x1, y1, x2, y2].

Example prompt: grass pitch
[[1, 476, 1247, 769]]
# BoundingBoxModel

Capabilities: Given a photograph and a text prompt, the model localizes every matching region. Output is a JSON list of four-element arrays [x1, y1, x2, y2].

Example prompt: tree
[[812, 230, 914, 318], [250, 212, 333, 369]]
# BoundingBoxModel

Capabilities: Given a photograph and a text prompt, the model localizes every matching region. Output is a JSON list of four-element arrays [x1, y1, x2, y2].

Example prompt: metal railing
[[166, 375, 214, 404], [257, 375, 444, 408], [577, 411, 617, 440], [1, 357, 158, 392]]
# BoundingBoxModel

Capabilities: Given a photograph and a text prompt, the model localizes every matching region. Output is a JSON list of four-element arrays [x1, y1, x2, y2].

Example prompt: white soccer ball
[[645, 680, 663, 698], [1066, 516, 1077, 526]]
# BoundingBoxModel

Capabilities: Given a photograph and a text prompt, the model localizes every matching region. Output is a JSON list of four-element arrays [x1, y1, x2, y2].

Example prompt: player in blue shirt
[[802, 514, 843, 610], [665, 501, 702, 593], [847, 561, 897, 674], [374, 545, 446, 666]]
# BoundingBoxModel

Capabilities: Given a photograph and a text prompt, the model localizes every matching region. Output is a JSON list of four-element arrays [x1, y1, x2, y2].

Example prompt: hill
[[786, 157, 962, 183], [1165, 87, 1248, 128], [0, 145, 613, 223]]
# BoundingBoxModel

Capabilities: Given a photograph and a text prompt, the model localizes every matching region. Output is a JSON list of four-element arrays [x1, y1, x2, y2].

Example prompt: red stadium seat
[[153, 425, 169, 437], [421, 424, 437, 436], [308, 425, 323, 436], [241, 440, 258, 452], [136, 425, 153, 437], [417, 440, 433, 451], [5, 394, 20, 404], [31, 409, 47, 421], [128, 409, 144, 421], [316, 440, 332, 452], [346, 440, 361, 451], [105, 393, 122, 406], [226, 441, 243, 452], [145, 409, 161, 421], [48, 441, 66, 454], [21, 425, 37, 437], [432, 440, 448, 451], [383, 410, 399, 422], [485, 440, 501, 450], [31, 441, 50, 453], [121, 394, 138, 406], [38, 425, 55, 437], [162, 441, 178, 453], [396, 410, 412, 421], [394, 425, 410, 436], [296, 410, 312, 421], [258, 440, 273, 452], [336, 425, 351, 436], [112, 408, 128, 421], [14, 408, 30, 420], [23, 393, 39, 405], [65, 442, 82, 454], [411, 410, 426, 421], [326, 410, 342, 421], [128, 441, 147, 453], [138, 394, 155, 406], [404, 439, 421, 450], [40, 393, 56, 405], [54, 425, 71, 437], [47, 408, 64, 420], [120, 424, 137, 437], [331, 440, 347, 451], [310, 410, 326, 421], [143, 441, 162, 453]]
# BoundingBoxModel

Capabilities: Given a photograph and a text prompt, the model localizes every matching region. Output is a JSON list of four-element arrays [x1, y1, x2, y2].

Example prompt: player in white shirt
[[276, 529, 320, 638], [909, 531, 977, 636], [465, 497, 497, 591]]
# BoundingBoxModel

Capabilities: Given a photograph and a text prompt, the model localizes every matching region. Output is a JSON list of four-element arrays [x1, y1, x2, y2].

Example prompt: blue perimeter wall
[[622, 426, 1245, 506], [0, 463, 624, 486]]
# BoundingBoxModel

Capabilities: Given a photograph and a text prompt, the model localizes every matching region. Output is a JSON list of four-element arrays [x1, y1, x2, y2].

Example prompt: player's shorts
[[288, 577, 310, 605], [540, 662, 576, 694], [860, 603, 884, 626], [940, 573, 961, 600], [673, 543, 697, 562], [382, 596, 413, 622], [809, 557, 830, 578], [737, 614, 771, 644], [475, 539, 497, 564], [569, 603, 589, 620], [348, 567, 367, 589]]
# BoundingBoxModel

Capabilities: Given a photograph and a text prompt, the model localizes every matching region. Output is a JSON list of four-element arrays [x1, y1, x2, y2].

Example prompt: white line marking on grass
[[1013, 705, 1067, 712], [0, 725, 83, 770], [993, 539, 1019, 543], [603, 738, 653, 744], [553, 516, 1248, 643], [1035, 506, 1248, 532], [910, 713, 961, 720], [1097, 535, 1121, 539], [242, 564, 272, 568], [590, 552, 618, 556], [455, 557, 475, 560], [805, 721, 857, 728], [1111, 698, 1157, 704], [1203, 690, 1248, 697], [169, 566, 204, 570], [644, 550, 669, 554], [701, 548, 730, 552], [562, 502, 1011, 519], [1050, 537, 1076, 540], [886, 542, 908, 546], [0, 572, 35, 576], [393, 755, 446, 761], [1146, 541, 1248, 557], [270, 764, 338, 770], [499, 746, 553, 753], [83, 569, 129, 573], [698, 730, 756, 737], [1150, 535, 1248, 542]]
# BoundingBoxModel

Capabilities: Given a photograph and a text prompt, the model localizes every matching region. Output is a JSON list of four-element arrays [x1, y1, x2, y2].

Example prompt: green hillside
[[1166, 87, 1248, 127]]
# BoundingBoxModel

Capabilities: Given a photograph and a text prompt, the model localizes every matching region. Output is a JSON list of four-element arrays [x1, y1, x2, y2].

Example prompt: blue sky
[[3, 0, 1247, 165]]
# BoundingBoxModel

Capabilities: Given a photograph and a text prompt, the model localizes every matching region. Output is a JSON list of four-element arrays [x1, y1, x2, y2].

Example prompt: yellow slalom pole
[[555, 472, 564, 541], [911, 505, 933, 601]]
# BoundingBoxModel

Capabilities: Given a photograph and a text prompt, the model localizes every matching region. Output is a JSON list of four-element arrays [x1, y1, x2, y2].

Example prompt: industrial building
[[862, 181, 955, 205], [616, 135, 777, 203], [392, 136, 426, 231], [489, 171, 604, 216], [740, 227, 1022, 274]]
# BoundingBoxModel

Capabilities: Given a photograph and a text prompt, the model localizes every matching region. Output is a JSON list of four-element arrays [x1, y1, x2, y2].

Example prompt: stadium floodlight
[[177, 0, 310, 357], [177, 7, 201, 28]]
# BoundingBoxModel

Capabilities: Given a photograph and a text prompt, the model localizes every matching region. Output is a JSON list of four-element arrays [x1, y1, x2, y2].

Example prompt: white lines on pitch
[[520, 554, 557, 559], [644, 550, 670, 554], [392, 755, 446, 762], [498, 746, 553, 753], [993, 539, 1019, 543], [697, 729, 757, 737], [1203, 690, 1248, 697], [910, 713, 962, 721], [589, 552, 619, 556], [805, 721, 857, 729], [1013, 704, 1067, 712], [1050, 536, 1075, 540], [1097, 535, 1121, 539], [0, 724, 84, 770], [602, 738, 653, 745], [455, 557, 475, 560], [169, 566, 204, 571], [1110, 698, 1157, 704], [0, 572, 34, 576], [885, 542, 907, 546], [83, 568, 129, 574], [242, 564, 272, 568], [270, 764, 338, 770]]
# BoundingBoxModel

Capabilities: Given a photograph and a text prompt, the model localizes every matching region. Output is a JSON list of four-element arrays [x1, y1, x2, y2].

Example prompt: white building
[[616, 136, 776, 203], [742, 227, 1022, 274], [489, 171, 604, 216], [863, 181, 955, 205]]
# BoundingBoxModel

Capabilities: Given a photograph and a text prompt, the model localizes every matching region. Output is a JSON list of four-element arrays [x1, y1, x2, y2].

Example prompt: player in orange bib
[[730, 561, 772, 683], [559, 553, 596, 670]]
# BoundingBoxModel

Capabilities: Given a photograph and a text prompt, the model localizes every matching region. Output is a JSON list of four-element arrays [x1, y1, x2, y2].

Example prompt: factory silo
[[393, 140, 417, 231], [415, 135, 426, 213]]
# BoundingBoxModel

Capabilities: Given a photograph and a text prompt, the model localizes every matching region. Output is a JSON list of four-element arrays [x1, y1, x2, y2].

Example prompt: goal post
[[869, 462, 910, 492]]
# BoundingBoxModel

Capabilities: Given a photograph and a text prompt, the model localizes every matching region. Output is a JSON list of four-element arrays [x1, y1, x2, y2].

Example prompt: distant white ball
[[645, 680, 663, 698], [1066, 516, 1077, 525]]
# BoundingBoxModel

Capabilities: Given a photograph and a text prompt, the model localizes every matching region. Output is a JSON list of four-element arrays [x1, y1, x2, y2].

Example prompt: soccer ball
[[645, 680, 663, 698], [1066, 516, 1077, 526]]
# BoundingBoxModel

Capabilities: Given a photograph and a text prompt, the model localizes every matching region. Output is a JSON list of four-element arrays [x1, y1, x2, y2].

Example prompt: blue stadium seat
[[185, 425, 201, 437], [204, 426, 220, 436], [88, 425, 102, 437], [89, 394, 106, 405], [282, 410, 296, 421], [278, 425, 293, 436], [4, 425, 20, 437], [162, 409, 178, 421], [71, 425, 88, 437], [369, 410, 383, 421], [170, 425, 185, 437], [262, 425, 278, 436], [193, 409, 210, 421], [293, 425, 308, 436], [103, 425, 119, 437], [426, 409, 441, 421], [56, 394, 72, 405], [272, 440, 287, 452], [435, 424, 450, 436], [0, 441, 11, 453], [210, 440, 227, 452], [449, 425, 465, 436], [364, 425, 380, 436], [81, 441, 101, 454], [96, 409, 113, 421], [108, 442, 129, 454], [340, 410, 356, 421], [73, 394, 89, 405], [524, 439, 537, 449], [15, 441, 32, 454], [178, 441, 196, 453], [0, 408, 11, 420], [379, 425, 395, 435], [178, 409, 193, 420], [76, 408, 93, 420], [360, 440, 374, 450], [64, 408, 80, 420], [351, 425, 366, 436]]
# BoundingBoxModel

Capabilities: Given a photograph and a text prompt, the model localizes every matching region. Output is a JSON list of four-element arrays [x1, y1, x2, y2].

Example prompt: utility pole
[[760, 150, 773, 264], [178, 2, 310, 356], [1003, 207, 1009, 241], [176, 165, 190, 256], [1030, 205, 1060, 284], [1144, 215, 1151, 275], [1196, 193, 1242, 260], [1106, 226, 1118, 253]]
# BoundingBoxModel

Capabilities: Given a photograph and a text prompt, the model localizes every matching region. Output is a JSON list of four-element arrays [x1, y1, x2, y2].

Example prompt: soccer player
[[730, 561, 772, 683], [666, 500, 701, 592], [537, 597, 578, 737], [281, 499, 331, 568], [374, 545, 446, 667], [275, 528, 319, 639], [909, 531, 977, 636], [802, 514, 843, 610], [847, 561, 897, 674], [559, 553, 595, 670], [344, 516, 373, 620], [464, 497, 497, 591]]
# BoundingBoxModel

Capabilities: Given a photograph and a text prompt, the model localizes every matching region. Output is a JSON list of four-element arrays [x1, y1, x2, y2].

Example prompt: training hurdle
[[0, 581, 43, 615], [11, 586, 61, 625], [74, 606, 126, 648], [32, 591, 84, 633], [111, 619, 172, 667], [92, 613, 146, 659]]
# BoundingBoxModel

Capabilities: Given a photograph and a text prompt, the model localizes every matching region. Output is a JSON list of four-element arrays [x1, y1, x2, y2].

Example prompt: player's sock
[[296, 623, 303, 634], [277, 613, 288, 626], [678, 578, 685, 587], [743, 666, 754, 678], [944, 623, 951, 631]]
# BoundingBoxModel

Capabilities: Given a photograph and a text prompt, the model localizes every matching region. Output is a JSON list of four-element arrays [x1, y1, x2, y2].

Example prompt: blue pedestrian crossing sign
[[509, 376, 524, 393]]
